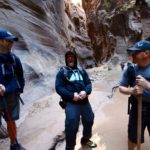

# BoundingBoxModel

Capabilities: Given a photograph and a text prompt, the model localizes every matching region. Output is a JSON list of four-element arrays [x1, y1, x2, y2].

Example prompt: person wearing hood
[[55, 50, 97, 150], [0, 29, 25, 150]]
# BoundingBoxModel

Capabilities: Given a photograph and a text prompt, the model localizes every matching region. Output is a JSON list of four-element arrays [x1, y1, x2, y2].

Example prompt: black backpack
[[127, 64, 137, 114], [0, 55, 24, 105], [61, 66, 84, 82]]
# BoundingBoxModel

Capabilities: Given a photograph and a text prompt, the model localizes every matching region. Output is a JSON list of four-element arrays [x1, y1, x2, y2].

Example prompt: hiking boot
[[81, 139, 97, 148], [10, 143, 26, 150]]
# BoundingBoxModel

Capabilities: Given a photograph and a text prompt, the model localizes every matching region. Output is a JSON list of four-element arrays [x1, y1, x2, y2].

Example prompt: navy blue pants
[[65, 102, 94, 150], [128, 102, 150, 143]]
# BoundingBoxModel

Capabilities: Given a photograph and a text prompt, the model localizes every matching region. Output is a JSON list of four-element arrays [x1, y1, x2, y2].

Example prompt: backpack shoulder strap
[[127, 63, 136, 87], [12, 54, 16, 67], [0, 54, 17, 76], [60, 66, 85, 82], [59, 66, 70, 82], [10, 54, 24, 105], [78, 67, 85, 76], [61, 66, 68, 76], [10, 54, 18, 78]]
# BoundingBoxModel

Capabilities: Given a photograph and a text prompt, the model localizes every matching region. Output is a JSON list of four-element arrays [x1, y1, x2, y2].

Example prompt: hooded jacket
[[65, 50, 77, 69], [55, 51, 92, 104]]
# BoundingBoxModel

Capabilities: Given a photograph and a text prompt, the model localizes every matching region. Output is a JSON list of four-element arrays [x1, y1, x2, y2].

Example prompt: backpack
[[127, 63, 136, 87], [0, 54, 24, 105], [126, 64, 137, 114], [61, 66, 85, 82], [0, 54, 19, 77], [0, 54, 21, 88]]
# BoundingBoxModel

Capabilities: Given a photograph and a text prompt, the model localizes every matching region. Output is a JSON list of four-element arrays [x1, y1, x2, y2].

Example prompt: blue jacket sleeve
[[55, 70, 74, 100]]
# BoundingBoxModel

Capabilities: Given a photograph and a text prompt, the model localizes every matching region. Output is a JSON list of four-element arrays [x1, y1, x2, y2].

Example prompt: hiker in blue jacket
[[55, 50, 97, 150], [0, 29, 25, 150], [119, 40, 150, 150]]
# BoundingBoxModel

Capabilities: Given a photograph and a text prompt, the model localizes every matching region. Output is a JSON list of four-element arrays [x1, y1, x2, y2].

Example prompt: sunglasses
[[127, 51, 144, 56], [3, 39, 14, 45]]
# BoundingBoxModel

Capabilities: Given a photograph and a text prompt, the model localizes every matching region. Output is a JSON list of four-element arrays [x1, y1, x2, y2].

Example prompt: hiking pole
[[2, 97, 19, 144], [137, 94, 142, 150]]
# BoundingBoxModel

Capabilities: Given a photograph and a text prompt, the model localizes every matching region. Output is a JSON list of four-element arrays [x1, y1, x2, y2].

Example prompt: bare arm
[[119, 85, 144, 96], [119, 86, 133, 95]]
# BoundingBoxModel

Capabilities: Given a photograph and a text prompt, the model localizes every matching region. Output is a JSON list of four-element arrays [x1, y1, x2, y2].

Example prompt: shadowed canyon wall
[[82, 0, 150, 64]]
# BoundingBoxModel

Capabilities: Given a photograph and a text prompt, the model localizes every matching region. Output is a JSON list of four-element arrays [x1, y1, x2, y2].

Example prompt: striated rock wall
[[0, 0, 94, 83], [82, 0, 150, 64], [0, 0, 96, 103]]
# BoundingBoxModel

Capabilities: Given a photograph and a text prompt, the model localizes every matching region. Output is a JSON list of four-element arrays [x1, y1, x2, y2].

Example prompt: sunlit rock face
[[0, 0, 94, 83], [0, 0, 97, 103], [82, 0, 150, 64]]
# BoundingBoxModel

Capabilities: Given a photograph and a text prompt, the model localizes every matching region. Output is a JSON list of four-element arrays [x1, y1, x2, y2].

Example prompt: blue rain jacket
[[55, 67, 92, 104], [0, 52, 25, 94]]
